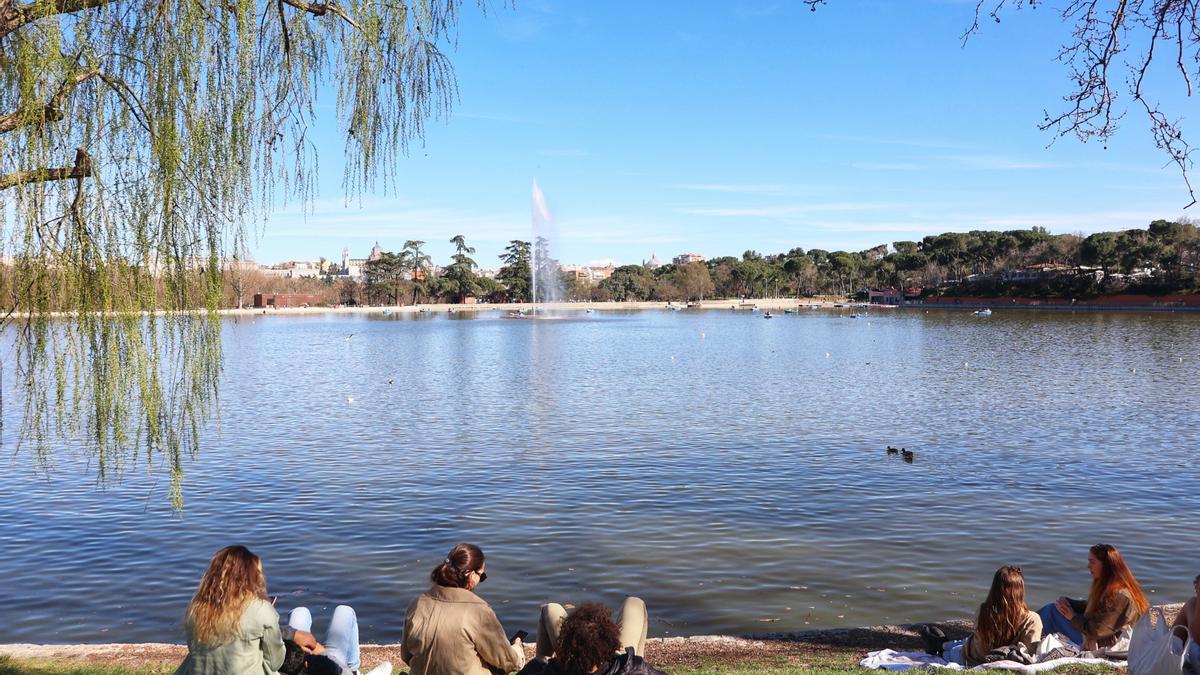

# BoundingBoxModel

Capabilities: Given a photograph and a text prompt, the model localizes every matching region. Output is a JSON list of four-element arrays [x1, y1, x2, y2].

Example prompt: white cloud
[[680, 202, 900, 217]]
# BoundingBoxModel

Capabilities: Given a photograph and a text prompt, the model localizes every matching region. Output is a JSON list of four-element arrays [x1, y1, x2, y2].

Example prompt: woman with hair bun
[[402, 543, 526, 675], [1037, 543, 1149, 650]]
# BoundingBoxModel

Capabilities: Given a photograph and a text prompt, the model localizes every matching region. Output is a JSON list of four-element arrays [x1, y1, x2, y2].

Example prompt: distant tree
[[442, 234, 480, 303], [497, 240, 532, 302], [403, 240, 432, 304], [676, 262, 715, 301], [600, 265, 654, 301], [362, 251, 407, 305]]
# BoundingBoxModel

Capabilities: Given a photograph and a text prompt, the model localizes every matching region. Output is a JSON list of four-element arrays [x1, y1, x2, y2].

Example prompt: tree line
[[214, 220, 1199, 307]]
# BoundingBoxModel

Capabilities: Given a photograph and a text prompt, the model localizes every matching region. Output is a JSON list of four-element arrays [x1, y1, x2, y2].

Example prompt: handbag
[[1129, 607, 1193, 675]]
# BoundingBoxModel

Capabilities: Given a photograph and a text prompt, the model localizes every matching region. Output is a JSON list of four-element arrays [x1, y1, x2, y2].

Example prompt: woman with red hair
[[1037, 544, 1149, 650]]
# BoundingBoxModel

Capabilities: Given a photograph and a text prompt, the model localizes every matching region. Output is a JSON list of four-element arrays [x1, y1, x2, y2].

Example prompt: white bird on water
[[345, 333, 354, 341], [347, 396, 355, 404]]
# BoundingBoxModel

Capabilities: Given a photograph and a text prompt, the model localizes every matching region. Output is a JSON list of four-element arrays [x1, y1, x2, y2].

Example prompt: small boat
[[418, 307, 432, 313], [667, 305, 683, 311], [686, 301, 702, 308], [585, 308, 594, 314], [751, 305, 760, 312], [849, 313, 865, 319], [764, 312, 774, 319], [973, 309, 993, 316], [783, 309, 799, 314]]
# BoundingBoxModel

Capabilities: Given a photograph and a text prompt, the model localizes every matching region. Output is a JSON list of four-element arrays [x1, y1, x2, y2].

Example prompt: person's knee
[[288, 606, 313, 631], [333, 604, 357, 621]]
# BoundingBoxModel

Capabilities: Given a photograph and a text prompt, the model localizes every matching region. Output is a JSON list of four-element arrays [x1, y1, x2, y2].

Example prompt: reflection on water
[[2, 308, 1199, 643]]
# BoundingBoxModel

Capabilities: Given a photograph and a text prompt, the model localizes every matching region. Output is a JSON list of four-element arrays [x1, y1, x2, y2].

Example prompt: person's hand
[[1055, 597, 1075, 619], [510, 638, 526, 669], [294, 630, 325, 654]]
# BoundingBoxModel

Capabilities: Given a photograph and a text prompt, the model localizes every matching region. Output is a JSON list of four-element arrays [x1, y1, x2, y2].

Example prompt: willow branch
[[0, 147, 93, 190], [0, 0, 119, 39], [0, 69, 101, 134], [280, 0, 360, 29]]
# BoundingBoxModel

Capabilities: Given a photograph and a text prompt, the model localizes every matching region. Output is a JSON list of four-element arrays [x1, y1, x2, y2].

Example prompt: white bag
[[1128, 607, 1193, 675]]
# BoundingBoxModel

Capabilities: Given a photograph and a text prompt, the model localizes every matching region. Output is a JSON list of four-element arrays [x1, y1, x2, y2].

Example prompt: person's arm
[[1172, 598, 1194, 629], [1018, 611, 1043, 652], [401, 600, 416, 665], [1070, 592, 1133, 643], [468, 606, 525, 673], [257, 601, 287, 672]]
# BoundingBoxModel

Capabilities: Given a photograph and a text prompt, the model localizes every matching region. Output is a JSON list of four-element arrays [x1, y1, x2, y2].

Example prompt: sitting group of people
[[174, 540, 1195, 675], [174, 543, 665, 675], [957, 543, 1154, 666]]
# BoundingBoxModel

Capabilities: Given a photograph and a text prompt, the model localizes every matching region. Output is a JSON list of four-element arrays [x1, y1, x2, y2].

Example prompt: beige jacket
[[402, 585, 525, 675], [963, 608, 1042, 666]]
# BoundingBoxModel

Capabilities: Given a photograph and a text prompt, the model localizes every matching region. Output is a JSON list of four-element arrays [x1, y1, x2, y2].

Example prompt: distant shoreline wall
[[916, 293, 1200, 312]]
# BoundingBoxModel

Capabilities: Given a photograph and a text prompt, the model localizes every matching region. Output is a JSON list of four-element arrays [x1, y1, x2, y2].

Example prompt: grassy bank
[[0, 622, 1131, 674]]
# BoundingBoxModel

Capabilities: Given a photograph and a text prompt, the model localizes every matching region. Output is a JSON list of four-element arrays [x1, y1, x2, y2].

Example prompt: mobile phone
[[510, 630, 528, 644], [270, 595, 279, 607]]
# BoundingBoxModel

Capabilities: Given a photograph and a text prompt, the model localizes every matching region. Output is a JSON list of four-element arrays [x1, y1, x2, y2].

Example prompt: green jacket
[[175, 598, 292, 675]]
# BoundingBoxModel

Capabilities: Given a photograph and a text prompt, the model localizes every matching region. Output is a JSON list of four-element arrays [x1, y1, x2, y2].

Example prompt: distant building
[[253, 293, 323, 308], [673, 252, 706, 266], [642, 253, 663, 269], [561, 264, 615, 282], [259, 260, 321, 279], [867, 288, 904, 305]]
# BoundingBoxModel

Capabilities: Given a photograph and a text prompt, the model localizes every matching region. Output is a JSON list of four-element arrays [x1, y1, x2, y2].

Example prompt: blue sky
[[254, 1, 1194, 269]]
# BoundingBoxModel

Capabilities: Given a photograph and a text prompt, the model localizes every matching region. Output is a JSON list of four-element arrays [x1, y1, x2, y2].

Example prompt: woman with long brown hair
[[1037, 543, 1149, 650], [175, 545, 385, 675], [401, 543, 526, 675], [963, 566, 1042, 666]]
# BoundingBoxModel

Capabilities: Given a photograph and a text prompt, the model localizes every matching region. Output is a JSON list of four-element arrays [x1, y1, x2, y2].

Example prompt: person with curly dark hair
[[518, 600, 666, 675]]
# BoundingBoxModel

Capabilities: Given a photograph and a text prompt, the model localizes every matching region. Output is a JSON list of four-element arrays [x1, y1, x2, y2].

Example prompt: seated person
[[962, 566, 1042, 666], [519, 598, 666, 675], [175, 545, 388, 675], [1037, 543, 1148, 650], [402, 543, 525, 675], [1171, 573, 1200, 671]]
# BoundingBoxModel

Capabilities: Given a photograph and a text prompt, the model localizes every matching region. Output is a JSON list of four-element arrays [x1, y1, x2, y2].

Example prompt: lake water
[[2, 308, 1199, 644]]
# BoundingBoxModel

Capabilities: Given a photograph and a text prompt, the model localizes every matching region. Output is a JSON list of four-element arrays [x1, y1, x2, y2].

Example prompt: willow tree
[[0, 0, 469, 506]]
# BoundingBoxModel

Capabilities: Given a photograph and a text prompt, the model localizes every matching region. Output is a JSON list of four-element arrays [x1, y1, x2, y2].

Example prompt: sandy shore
[[222, 297, 855, 317]]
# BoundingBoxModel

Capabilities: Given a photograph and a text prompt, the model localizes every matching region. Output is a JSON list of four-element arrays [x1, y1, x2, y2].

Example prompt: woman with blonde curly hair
[[175, 545, 386, 675]]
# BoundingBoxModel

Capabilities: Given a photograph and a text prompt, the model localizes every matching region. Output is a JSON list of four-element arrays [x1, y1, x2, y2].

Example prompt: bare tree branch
[[0, 68, 100, 134], [0, 0, 119, 39], [0, 147, 93, 190], [279, 0, 360, 29]]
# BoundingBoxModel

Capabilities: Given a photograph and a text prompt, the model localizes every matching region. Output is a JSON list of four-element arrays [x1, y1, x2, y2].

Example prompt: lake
[[2, 307, 1198, 644]]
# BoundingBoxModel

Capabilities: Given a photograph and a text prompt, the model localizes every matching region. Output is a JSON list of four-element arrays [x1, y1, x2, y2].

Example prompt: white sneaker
[[360, 662, 393, 675]]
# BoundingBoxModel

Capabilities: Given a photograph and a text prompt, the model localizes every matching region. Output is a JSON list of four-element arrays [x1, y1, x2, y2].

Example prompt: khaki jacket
[[1070, 588, 1142, 649], [175, 598, 286, 675], [402, 585, 524, 675], [963, 608, 1042, 666]]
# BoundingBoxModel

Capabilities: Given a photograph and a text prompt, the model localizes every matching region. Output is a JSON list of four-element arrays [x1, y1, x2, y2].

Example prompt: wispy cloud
[[813, 133, 970, 150], [934, 154, 1061, 170], [672, 183, 793, 195], [851, 162, 923, 171], [680, 202, 899, 217]]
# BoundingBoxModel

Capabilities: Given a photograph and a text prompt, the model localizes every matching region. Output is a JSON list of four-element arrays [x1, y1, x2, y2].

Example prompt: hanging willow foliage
[[0, 0, 469, 508]]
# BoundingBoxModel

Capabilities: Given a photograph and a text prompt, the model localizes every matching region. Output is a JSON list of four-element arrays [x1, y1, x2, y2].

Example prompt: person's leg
[[615, 597, 647, 657], [324, 605, 361, 672], [288, 606, 314, 633], [1036, 602, 1084, 646], [536, 603, 568, 660]]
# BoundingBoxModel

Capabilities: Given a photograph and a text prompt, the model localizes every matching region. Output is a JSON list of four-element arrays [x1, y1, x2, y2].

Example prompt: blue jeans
[[1037, 602, 1084, 646], [288, 605, 361, 672]]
